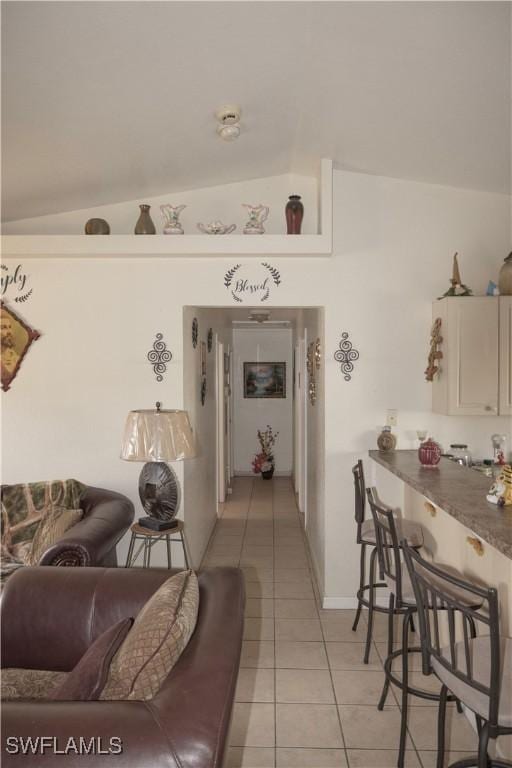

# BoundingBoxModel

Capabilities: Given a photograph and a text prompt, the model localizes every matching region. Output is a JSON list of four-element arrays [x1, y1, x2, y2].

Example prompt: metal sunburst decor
[[147, 333, 172, 382], [192, 318, 198, 348], [334, 332, 360, 381]]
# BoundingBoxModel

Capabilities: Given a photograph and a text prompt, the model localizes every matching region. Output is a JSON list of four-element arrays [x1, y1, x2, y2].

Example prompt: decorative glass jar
[[418, 437, 442, 467]]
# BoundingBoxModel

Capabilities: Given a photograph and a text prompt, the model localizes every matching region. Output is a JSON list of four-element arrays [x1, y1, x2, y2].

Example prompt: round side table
[[125, 521, 190, 569]]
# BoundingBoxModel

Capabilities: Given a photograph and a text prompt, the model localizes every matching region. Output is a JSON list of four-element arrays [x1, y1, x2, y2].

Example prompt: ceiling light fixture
[[248, 311, 270, 323], [216, 105, 241, 141]]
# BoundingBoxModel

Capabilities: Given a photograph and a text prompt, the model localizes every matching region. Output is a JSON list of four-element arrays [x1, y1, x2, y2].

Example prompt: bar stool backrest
[[403, 543, 501, 727], [366, 487, 404, 605], [352, 460, 366, 544]]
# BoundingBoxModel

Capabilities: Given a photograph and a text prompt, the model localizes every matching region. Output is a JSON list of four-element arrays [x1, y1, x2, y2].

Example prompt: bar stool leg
[[125, 532, 136, 567], [352, 543, 366, 631], [181, 532, 190, 568], [477, 723, 490, 768], [378, 592, 395, 709], [363, 547, 378, 664], [398, 609, 414, 768], [143, 538, 150, 568], [166, 535, 172, 569], [436, 684, 448, 768]]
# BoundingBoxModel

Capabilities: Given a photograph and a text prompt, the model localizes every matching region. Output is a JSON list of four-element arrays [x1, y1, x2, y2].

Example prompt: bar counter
[[369, 450, 512, 559]]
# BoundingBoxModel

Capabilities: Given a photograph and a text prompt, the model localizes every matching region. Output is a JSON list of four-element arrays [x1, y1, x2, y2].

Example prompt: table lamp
[[120, 401, 196, 531]]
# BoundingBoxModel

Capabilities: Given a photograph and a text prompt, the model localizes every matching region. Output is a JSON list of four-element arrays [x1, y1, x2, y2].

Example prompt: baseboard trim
[[234, 471, 292, 477], [322, 596, 390, 610]]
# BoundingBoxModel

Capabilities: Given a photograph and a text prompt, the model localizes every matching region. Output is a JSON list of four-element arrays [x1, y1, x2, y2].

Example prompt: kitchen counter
[[369, 450, 512, 559]]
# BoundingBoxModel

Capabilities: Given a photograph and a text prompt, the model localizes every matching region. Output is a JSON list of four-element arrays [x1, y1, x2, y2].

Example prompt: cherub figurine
[[243, 204, 269, 235], [160, 204, 186, 234]]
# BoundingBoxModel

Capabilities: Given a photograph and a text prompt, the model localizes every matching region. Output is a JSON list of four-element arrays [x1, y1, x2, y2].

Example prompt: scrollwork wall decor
[[147, 333, 172, 382], [425, 317, 443, 381], [334, 332, 359, 381], [306, 342, 317, 405], [314, 338, 321, 370], [192, 318, 198, 348], [207, 328, 213, 352]]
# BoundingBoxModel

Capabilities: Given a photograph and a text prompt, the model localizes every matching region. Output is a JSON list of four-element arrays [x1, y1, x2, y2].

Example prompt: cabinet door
[[499, 297, 512, 416], [446, 298, 498, 415]]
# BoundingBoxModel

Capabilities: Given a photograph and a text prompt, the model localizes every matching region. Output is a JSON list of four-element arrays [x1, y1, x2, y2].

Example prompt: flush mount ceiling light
[[248, 311, 270, 323], [216, 104, 241, 141]]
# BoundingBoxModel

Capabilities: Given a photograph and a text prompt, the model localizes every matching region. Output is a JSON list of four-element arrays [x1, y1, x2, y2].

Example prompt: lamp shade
[[121, 408, 196, 462]]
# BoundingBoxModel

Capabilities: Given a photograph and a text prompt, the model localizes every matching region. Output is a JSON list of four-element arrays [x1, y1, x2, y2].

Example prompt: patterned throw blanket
[[0, 480, 85, 589]]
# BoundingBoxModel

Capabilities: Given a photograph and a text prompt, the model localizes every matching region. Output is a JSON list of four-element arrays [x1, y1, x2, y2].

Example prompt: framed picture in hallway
[[243, 362, 286, 399]]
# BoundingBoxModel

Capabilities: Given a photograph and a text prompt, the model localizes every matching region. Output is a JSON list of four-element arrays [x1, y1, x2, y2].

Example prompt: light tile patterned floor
[[204, 477, 480, 768]]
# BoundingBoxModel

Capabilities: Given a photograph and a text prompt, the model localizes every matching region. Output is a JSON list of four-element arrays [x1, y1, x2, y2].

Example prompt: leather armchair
[[38, 486, 134, 567], [1, 565, 245, 768]]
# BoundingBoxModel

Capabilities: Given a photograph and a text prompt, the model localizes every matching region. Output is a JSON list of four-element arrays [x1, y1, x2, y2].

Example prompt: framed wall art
[[243, 362, 286, 399], [1, 301, 41, 392]]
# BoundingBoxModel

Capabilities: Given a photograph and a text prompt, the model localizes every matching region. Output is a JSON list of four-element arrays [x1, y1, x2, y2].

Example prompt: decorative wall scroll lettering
[[1, 301, 41, 392], [207, 328, 213, 353], [306, 342, 317, 405], [334, 332, 359, 381], [147, 333, 172, 382], [425, 318, 443, 381], [224, 262, 282, 304], [1, 263, 33, 304], [192, 318, 198, 348]]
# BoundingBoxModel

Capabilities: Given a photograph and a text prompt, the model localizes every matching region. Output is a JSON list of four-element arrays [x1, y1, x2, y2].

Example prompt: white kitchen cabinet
[[499, 296, 512, 416], [432, 297, 499, 416]]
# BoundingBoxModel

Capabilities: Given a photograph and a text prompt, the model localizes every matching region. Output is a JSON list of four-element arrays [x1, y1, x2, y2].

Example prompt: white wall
[[182, 307, 232, 567], [232, 327, 293, 475], [2, 174, 318, 236], [1, 168, 510, 602]]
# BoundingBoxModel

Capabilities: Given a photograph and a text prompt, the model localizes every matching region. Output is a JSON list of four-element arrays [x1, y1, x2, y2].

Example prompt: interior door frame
[[216, 339, 226, 504], [296, 331, 308, 521]]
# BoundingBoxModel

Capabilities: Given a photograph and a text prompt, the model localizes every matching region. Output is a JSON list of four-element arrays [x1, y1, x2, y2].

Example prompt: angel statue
[[242, 204, 270, 235], [160, 204, 186, 234]]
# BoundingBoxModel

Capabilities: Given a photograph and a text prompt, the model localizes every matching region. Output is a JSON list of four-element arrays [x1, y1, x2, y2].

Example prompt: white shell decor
[[242, 204, 269, 235], [197, 221, 236, 235], [160, 204, 186, 234]]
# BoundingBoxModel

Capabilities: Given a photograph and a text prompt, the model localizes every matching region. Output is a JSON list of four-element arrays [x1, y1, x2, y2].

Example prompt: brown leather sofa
[[1, 565, 245, 768], [38, 486, 134, 567]]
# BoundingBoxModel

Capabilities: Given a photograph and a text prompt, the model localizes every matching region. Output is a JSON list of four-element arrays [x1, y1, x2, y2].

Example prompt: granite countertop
[[369, 450, 512, 560]]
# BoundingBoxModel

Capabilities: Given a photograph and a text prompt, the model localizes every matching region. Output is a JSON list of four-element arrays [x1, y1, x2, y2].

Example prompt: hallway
[[202, 477, 478, 768]]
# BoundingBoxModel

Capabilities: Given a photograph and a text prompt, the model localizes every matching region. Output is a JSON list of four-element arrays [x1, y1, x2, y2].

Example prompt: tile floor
[[202, 476, 481, 768]]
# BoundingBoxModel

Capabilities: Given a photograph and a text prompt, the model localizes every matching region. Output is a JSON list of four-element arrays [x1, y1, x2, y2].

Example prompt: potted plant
[[252, 426, 279, 480]]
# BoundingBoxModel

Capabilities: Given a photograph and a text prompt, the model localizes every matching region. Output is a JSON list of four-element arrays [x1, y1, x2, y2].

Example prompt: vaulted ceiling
[[2, 1, 511, 222]]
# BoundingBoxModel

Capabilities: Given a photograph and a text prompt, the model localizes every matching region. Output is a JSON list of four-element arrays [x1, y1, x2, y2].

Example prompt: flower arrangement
[[252, 425, 279, 475]]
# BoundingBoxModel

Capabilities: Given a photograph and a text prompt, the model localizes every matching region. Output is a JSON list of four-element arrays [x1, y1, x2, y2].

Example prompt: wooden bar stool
[[351, 460, 424, 663], [125, 520, 190, 569], [404, 544, 512, 768]]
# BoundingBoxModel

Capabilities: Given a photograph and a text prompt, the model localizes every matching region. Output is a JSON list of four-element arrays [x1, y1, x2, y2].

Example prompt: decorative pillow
[[0, 543, 24, 592], [1, 480, 85, 563], [28, 506, 82, 565], [51, 618, 133, 701], [1, 668, 68, 701], [101, 570, 199, 701]]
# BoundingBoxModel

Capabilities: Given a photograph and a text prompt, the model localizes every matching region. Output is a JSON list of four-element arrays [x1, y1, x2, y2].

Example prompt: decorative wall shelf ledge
[[2, 160, 333, 259]]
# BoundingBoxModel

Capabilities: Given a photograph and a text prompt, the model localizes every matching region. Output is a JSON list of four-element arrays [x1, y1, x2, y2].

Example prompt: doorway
[[182, 305, 323, 551]]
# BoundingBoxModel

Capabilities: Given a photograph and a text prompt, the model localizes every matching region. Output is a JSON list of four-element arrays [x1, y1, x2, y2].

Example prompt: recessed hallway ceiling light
[[216, 104, 241, 141], [248, 311, 270, 323]]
